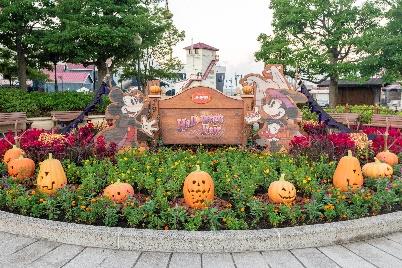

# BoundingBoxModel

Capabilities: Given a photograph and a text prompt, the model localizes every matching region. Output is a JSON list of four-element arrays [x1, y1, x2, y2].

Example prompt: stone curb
[[0, 210, 401, 253]]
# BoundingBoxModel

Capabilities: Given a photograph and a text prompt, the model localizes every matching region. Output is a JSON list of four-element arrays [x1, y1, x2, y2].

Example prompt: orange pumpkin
[[362, 158, 393, 179], [242, 85, 253, 95], [37, 153, 67, 195], [3, 145, 25, 165], [268, 174, 296, 204], [103, 180, 134, 203], [333, 150, 363, 192], [8, 155, 35, 180], [183, 165, 214, 209], [149, 85, 161, 95], [376, 150, 398, 166]]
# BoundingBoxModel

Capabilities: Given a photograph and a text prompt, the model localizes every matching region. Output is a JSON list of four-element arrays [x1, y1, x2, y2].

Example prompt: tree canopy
[[255, 0, 382, 107]]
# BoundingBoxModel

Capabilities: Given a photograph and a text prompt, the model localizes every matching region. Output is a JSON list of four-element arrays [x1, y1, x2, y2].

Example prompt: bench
[[0, 112, 30, 131], [328, 113, 359, 128], [369, 114, 402, 128], [51, 111, 85, 128]]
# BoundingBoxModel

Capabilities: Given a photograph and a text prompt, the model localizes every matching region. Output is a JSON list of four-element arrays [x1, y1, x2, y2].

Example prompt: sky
[[169, 0, 272, 85]]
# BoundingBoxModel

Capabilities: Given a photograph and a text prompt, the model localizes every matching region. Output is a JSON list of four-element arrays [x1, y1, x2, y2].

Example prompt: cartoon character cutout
[[96, 88, 158, 149]]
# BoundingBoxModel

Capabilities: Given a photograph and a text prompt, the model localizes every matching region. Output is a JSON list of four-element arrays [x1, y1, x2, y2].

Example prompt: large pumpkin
[[362, 158, 393, 179], [37, 153, 67, 195], [183, 165, 214, 209], [149, 85, 161, 95], [376, 150, 398, 166], [242, 85, 253, 95], [8, 155, 35, 180], [333, 150, 363, 192], [3, 145, 25, 165], [268, 174, 296, 204], [103, 180, 134, 203]]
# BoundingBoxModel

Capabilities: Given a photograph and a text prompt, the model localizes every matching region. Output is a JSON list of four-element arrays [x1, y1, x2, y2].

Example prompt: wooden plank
[[261, 250, 304, 268], [290, 248, 339, 268], [231, 252, 268, 268], [30, 244, 84, 268], [134, 252, 171, 268], [367, 237, 402, 260], [202, 253, 235, 268], [344, 241, 402, 268], [319, 245, 375, 267], [169, 253, 201, 268]]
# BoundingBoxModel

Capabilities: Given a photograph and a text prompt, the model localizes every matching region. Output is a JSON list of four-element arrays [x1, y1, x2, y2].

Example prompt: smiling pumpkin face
[[268, 174, 296, 204], [37, 153, 67, 195], [183, 165, 214, 209], [333, 150, 363, 192]]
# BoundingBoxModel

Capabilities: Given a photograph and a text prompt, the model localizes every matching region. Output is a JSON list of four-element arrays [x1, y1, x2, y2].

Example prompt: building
[[318, 79, 383, 105]]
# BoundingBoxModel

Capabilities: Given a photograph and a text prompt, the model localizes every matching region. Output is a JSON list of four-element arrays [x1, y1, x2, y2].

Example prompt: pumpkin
[[149, 85, 161, 95], [37, 153, 67, 195], [183, 165, 214, 209], [3, 145, 25, 165], [362, 158, 393, 179], [103, 180, 134, 203], [267, 174, 296, 204], [8, 155, 35, 180], [333, 150, 363, 192], [242, 85, 253, 95], [376, 150, 398, 166], [138, 142, 149, 154]]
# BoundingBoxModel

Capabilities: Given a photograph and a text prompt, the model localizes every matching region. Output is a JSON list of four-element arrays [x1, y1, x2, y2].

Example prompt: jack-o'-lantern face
[[183, 166, 214, 209], [333, 150, 363, 192], [268, 174, 296, 204], [37, 153, 67, 195], [103, 181, 134, 204]]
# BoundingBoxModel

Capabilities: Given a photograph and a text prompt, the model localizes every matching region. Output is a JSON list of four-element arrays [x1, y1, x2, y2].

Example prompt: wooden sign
[[95, 88, 158, 148], [159, 86, 246, 145], [241, 65, 307, 152]]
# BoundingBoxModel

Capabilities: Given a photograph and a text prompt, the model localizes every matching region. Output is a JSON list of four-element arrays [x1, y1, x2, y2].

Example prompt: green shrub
[[0, 88, 109, 117]]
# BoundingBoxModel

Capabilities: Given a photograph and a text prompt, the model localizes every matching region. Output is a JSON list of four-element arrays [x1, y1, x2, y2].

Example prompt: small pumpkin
[[8, 155, 35, 180], [3, 145, 25, 165], [242, 85, 253, 95], [138, 142, 149, 154], [362, 158, 393, 179], [268, 174, 296, 204], [37, 153, 67, 195], [333, 150, 363, 192], [376, 150, 398, 166], [183, 165, 214, 209], [149, 85, 161, 95], [103, 180, 134, 203]]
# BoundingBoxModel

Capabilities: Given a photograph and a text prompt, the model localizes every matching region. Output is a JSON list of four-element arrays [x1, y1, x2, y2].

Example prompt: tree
[[52, 0, 171, 88], [0, 47, 18, 86], [0, 0, 54, 90], [121, 17, 185, 90], [360, 0, 402, 82], [255, 0, 381, 107]]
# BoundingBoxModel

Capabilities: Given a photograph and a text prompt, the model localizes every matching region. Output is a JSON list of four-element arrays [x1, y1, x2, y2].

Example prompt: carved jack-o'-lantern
[[362, 158, 393, 179], [183, 165, 214, 209], [3, 145, 24, 165], [376, 150, 398, 166], [103, 180, 134, 203], [333, 150, 363, 192], [37, 153, 67, 195], [268, 174, 296, 204], [8, 155, 35, 180]]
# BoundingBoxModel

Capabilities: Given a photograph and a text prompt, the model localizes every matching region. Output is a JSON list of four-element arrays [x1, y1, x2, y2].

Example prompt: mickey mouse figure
[[96, 88, 158, 149]]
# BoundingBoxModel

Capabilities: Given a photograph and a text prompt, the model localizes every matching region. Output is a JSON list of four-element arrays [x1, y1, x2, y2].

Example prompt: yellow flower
[[324, 204, 335, 211], [240, 207, 245, 212], [263, 168, 270, 174]]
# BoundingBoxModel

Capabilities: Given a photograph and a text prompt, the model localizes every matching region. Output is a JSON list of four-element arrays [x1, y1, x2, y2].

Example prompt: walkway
[[0, 231, 401, 268]]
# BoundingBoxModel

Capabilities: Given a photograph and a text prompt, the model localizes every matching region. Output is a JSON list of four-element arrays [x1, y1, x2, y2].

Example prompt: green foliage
[[325, 105, 400, 124], [0, 147, 400, 230], [0, 89, 109, 117]]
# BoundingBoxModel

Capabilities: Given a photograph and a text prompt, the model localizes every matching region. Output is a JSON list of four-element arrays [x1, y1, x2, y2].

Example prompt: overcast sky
[[170, 0, 272, 82]]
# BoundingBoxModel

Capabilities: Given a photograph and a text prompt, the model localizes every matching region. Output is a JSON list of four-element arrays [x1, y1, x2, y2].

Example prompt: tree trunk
[[16, 38, 27, 91], [96, 61, 108, 89], [53, 62, 58, 92], [329, 76, 338, 108]]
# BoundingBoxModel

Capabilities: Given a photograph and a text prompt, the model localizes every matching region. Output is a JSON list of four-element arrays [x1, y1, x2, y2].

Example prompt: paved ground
[[0, 231, 401, 268]]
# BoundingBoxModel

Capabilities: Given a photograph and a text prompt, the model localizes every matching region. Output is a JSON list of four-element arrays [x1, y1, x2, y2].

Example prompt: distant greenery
[[0, 88, 109, 117]]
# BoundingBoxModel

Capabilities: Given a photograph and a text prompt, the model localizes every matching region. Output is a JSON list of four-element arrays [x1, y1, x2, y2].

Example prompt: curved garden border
[[0, 210, 401, 253]]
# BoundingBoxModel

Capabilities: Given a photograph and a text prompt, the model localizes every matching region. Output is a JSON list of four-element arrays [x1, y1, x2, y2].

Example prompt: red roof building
[[183, 42, 219, 51]]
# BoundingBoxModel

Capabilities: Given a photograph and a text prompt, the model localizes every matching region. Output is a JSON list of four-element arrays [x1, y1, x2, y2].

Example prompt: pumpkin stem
[[279, 173, 286, 181], [18, 155, 24, 160], [48, 153, 53, 160], [12, 145, 17, 149], [347, 150, 353, 157], [195, 165, 201, 172], [374, 157, 380, 163]]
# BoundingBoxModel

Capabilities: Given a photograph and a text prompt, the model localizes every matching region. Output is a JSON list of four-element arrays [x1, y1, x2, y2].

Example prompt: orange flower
[[324, 204, 335, 211]]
